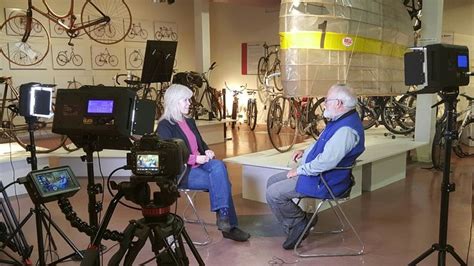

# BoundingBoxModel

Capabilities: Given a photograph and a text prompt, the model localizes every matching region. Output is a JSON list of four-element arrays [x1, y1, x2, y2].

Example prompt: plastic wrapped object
[[279, 0, 413, 96]]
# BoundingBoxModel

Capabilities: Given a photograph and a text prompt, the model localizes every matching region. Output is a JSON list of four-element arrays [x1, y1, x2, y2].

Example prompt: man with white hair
[[266, 84, 365, 250]]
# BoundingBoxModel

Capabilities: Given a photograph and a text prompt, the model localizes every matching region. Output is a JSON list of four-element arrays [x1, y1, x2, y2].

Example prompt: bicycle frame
[[24, 0, 109, 40]]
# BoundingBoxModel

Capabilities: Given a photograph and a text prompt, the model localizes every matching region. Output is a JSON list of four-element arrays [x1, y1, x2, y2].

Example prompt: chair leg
[[294, 198, 364, 257], [180, 191, 211, 246], [313, 200, 345, 234]]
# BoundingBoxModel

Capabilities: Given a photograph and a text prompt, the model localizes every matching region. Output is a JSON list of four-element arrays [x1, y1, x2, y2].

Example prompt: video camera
[[404, 43, 471, 92], [126, 134, 189, 180]]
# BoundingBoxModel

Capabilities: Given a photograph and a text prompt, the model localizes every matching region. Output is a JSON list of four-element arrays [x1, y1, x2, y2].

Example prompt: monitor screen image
[[457, 54, 468, 69], [87, 99, 114, 114], [30, 168, 79, 196], [137, 154, 159, 172]]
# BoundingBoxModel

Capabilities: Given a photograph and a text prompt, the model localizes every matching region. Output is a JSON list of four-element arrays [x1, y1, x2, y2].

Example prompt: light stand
[[409, 87, 467, 266], [11, 116, 84, 265]]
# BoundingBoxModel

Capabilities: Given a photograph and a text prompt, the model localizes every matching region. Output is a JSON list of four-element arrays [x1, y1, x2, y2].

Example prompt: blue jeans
[[184, 159, 238, 227]]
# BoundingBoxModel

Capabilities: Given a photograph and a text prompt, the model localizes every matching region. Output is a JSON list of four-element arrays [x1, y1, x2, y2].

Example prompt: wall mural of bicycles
[[125, 20, 153, 42], [125, 47, 145, 70], [52, 45, 86, 69], [153, 21, 178, 41], [91, 46, 121, 70], [4, 8, 47, 38]]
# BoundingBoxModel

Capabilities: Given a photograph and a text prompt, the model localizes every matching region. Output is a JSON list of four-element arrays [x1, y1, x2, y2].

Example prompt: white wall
[[209, 3, 279, 121]]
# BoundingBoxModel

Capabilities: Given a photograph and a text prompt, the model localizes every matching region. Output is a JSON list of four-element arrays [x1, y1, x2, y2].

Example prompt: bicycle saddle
[[0, 76, 11, 83]]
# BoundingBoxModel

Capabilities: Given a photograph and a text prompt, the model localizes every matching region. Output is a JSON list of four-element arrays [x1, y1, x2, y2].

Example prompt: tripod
[[11, 116, 84, 265], [81, 180, 204, 266], [409, 87, 467, 266], [0, 182, 33, 265]]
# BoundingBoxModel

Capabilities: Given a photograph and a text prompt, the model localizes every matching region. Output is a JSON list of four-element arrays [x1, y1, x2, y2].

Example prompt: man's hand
[[291, 150, 304, 162], [287, 167, 298, 178], [196, 155, 209, 164], [205, 149, 215, 160]]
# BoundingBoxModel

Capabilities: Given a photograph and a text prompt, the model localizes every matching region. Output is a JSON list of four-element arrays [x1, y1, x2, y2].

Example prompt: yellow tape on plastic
[[280, 31, 407, 58]]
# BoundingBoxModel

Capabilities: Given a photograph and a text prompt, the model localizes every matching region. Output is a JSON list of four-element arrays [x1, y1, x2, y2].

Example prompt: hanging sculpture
[[279, 0, 413, 96]]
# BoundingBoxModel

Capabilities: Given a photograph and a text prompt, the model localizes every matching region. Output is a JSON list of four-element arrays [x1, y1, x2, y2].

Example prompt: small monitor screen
[[31, 168, 78, 196], [457, 54, 468, 68], [137, 154, 159, 172], [87, 100, 114, 114]]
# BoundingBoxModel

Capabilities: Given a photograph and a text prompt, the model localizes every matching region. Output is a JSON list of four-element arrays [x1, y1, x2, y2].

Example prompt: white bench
[[224, 130, 427, 203]]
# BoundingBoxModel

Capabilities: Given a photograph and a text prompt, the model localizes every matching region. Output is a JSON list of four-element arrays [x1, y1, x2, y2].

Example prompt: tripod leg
[[446, 245, 467, 266], [123, 223, 150, 266], [40, 213, 58, 251], [409, 244, 437, 265], [108, 221, 139, 266], [180, 227, 205, 266]]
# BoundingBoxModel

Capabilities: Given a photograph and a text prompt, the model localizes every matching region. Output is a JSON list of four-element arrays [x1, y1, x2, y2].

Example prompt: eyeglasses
[[324, 98, 340, 104]]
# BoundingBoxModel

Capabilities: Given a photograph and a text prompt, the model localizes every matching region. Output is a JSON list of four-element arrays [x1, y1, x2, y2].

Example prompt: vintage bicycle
[[0, 77, 67, 153], [0, 0, 131, 66], [257, 42, 282, 91], [56, 47, 83, 66]]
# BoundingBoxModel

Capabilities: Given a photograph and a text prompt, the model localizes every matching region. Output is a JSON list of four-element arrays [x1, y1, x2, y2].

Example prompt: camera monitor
[[141, 40, 177, 83], [18, 82, 54, 118], [135, 153, 160, 175], [25, 166, 81, 204]]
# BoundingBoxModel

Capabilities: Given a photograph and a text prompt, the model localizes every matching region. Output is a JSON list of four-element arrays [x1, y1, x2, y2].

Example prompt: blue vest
[[295, 110, 365, 198]]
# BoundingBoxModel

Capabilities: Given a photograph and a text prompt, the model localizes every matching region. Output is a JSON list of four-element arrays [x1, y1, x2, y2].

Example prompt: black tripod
[[11, 116, 84, 265], [81, 179, 204, 266], [409, 87, 467, 266]]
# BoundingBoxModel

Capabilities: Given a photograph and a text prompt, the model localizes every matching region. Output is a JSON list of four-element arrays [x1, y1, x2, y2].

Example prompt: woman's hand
[[196, 155, 210, 164], [205, 150, 215, 160]]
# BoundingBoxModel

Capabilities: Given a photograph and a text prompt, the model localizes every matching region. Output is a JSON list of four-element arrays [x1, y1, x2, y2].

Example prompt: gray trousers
[[266, 171, 306, 235]]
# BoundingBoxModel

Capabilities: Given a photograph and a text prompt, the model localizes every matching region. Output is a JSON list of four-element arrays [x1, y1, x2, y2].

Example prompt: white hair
[[160, 84, 193, 123], [328, 84, 357, 110]]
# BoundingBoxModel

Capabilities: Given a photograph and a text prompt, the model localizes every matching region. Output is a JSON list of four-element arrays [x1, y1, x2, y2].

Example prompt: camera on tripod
[[126, 134, 188, 180]]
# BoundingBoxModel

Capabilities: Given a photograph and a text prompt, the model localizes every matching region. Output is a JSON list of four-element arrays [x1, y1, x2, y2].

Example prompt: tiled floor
[[1, 125, 473, 265]]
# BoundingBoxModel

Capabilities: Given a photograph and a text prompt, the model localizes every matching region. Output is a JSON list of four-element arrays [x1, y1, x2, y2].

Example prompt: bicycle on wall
[[128, 49, 143, 68], [0, 0, 132, 66], [257, 42, 282, 91], [95, 48, 119, 67], [56, 47, 83, 66], [128, 22, 148, 40], [154, 26, 178, 41]]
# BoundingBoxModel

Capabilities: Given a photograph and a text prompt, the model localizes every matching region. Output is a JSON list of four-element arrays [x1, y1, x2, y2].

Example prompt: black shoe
[[282, 219, 308, 250], [216, 213, 231, 233], [222, 227, 251, 242]]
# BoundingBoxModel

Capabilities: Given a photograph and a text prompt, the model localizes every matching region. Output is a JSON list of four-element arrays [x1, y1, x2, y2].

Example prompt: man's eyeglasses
[[324, 98, 340, 104]]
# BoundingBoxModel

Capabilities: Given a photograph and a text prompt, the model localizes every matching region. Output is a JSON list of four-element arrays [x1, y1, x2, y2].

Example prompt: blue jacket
[[156, 118, 209, 186], [295, 110, 365, 198]]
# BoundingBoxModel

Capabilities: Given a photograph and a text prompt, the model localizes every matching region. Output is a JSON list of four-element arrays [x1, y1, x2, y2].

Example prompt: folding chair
[[178, 188, 211, 246], [293, 166, 364, 257]]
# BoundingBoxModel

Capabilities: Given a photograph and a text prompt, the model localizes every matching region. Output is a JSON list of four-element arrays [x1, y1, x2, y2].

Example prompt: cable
[[106, 166, 141, 211], [0, 180, 20, 193], [96, 151, 106, 223], [8, 141, 21, 221], [267, 256, 298, 265]]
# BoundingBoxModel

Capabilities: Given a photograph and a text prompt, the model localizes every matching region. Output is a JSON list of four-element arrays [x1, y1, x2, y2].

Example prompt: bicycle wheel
[[257, 57, 268, 85], [207, 89, 222, 121], [56, 52, 68, 66], [397, 94, 416, 130], [267, 96, 298, 153], [9, 112, 66, 153], [0, 15, 50, 66], [109, 55, 119, 67], [72, 54, 83, 66], [81, 0, 132, 44], [308, 97, 327, 139], [431, 120, 446, 170], [453, 119, 473, 158], [95, 55, 105, 66], [273, 61, 283, 91], [381, 97, 414, 135], [129, 52, 142, 68], [141, 29, 148, 39], [248, 101, 257, 131]]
